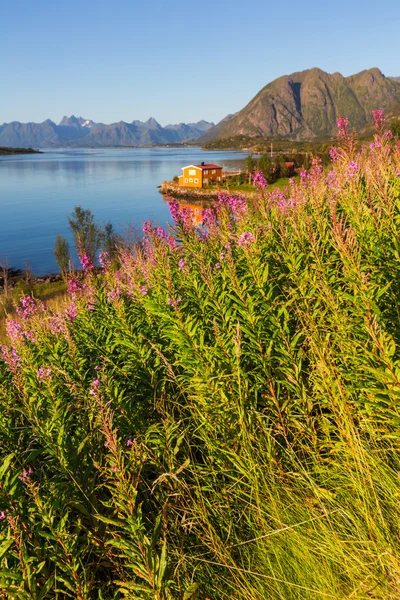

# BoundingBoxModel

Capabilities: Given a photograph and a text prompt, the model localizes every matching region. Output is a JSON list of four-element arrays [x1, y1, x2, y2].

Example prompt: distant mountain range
[[201, 68, 400, 143], [0, 117, 214, 148]]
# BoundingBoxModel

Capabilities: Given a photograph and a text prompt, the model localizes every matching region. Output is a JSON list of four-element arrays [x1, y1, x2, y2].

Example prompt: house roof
[[195, 164, 222, 170], [181, 164, 223, 171]]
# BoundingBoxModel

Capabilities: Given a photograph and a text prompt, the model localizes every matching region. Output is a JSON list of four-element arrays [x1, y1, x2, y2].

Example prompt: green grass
[[1, 128, 400, 598]]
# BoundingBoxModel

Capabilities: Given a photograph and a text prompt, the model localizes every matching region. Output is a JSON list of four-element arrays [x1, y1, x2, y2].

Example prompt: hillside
[[202, 67, 400, 143], [0, 116, 214, 148], [1, 116, 400, 597]]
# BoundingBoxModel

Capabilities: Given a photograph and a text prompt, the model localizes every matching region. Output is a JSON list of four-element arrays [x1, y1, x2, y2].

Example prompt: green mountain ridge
[[202, 67, 400, 143]]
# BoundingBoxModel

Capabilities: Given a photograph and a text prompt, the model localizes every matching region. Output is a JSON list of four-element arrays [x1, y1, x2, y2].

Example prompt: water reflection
[[0, 148, 247, 274]]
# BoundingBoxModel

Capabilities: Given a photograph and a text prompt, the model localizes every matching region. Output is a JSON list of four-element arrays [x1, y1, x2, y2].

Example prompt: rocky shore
[[0, 147, 42, 156], [160, 181, 258, 201]]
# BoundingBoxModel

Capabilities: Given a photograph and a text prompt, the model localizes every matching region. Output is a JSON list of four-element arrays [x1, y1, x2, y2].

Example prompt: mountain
[[0, 115, 214, 148], [202, 68, 400, 143]]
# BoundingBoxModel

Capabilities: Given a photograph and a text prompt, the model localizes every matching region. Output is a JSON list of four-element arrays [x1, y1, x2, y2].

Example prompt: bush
[[1, 115, 400, 598]]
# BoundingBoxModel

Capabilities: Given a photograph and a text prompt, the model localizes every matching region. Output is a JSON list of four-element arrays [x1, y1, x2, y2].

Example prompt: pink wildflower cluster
[[65, 302, 78, 321], [238, 233, 255, 247], [337, 117, 349, 138], [345, 161, 358, 181], [37, 367, 52, 382], [67, 277, 83, 300], [372, 108, 385, 132], [107, 289, 121, 303], [18, 467, 33, 482], [253, 170, 267, 190], [217, 193, 247, 216], [99, 251, 111, 269], [167, 297, 182, 307], [1, 346, 21, 372], [329, 147, 340, 162], [16, 295, 40, 320], [79, 253, 94, 272], [89, 378, 100, 397], [0, 511, 5, 521]]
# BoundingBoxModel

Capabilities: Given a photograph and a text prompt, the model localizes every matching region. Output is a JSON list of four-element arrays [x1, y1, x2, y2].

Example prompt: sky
[[1, 0, 400, 126]]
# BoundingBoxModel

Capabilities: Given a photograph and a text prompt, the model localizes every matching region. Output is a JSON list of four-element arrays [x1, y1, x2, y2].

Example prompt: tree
[[390, 120, 400, 137], [245, 154, 256, 183], [103, 222, 121, 261], [68, 206, 102, 263], [0, 258, 10, 297], [54, 235, 71, 277]]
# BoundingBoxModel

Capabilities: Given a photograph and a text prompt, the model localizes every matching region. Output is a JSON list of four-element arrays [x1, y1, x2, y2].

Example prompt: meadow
[[1, 112, 400, 599]]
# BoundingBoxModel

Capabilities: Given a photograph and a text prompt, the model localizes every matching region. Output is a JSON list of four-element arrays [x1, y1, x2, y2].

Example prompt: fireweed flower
[[127, 439, 133, 447], [215, 263, 221, 269], [1, 346, 21, 372], [253, 170, 267, 190], [89, 378, 100, 396], [178, 258, 185, 270], [37, 367, 52, 382], [140, 285, 147, 296], [107, 289, 121, 303], [67, 277, 82, 300], [345, 162, 358, 180], [16, 296, 37, 320], [337, 117, 349, 137], [65, 302, 78, 321], [168, 297, 182, 307], [79, 253, 94, 272], [372, 108, 385, 132], [5, 320, 23, 344], [0, 512, 5, 520], [99, 251, 111, 269], [329, 147, 340, 162], [238, 233, 255, 247], [18, 467, 33, 482]]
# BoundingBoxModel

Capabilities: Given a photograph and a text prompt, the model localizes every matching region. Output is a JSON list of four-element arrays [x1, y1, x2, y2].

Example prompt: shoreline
[[0, 146, 43, 156], [160, 181, 258, 201]]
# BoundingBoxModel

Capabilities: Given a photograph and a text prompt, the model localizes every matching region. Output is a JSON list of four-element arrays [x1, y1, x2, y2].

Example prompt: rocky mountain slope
[[0, 116, 214, 148], [202, 68, 400, 143]]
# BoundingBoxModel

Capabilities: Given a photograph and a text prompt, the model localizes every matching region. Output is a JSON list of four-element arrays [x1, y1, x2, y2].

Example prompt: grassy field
[[1, 118, 400, 598]]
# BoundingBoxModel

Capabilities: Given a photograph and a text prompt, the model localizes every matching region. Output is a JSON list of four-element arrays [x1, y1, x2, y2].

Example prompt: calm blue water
[[0, 147, 246, 275]]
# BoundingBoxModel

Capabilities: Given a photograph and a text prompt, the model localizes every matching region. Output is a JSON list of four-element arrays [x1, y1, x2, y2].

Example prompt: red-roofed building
[[178, 162, 223, 188]]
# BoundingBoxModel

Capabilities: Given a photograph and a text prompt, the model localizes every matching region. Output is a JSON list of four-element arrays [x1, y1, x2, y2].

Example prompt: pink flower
[[178, 258, 185, 270], [0, 511, 5, 520], [253, 170, 267, 189], [127, 439, 133, 447], [372, 108, 385, 131], [238, 233, 255, 247], [79, 253, 94, 272], [337, 117, 349, 137], [99, 251, 111, 269], [140, 286, 147, 296], [329, 147, 339, 162], [37, 367, 52, 382]]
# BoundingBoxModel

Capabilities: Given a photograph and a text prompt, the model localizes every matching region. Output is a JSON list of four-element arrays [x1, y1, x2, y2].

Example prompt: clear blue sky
[[1, 0, 399, 126]]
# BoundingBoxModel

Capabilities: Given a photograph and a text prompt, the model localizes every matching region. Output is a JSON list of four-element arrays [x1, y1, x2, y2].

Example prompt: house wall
[[202, 168, 222, 187], [181, 166, 203, 188]]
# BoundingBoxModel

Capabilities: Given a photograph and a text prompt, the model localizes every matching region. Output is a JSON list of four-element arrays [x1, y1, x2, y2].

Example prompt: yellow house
[[178, 162, 223, 188]]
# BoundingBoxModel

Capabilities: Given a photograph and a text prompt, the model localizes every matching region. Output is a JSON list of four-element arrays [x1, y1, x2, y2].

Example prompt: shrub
[[1, 112, 400, 598]]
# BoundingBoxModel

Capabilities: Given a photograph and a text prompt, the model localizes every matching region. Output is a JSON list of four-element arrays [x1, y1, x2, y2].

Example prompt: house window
[[204, 179, 209, 185], [217, 176, 220, 181], [212, 169, 216, 174], [194, 178, 198, 183], [189, 169, 196, 176], [185, 178, 188, 183], [189, 178, 193, 182], [204, 169, 208, 174]]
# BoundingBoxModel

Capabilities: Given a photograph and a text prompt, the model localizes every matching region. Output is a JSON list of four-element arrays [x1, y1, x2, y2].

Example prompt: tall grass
[[1, 114, 400, 598]]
